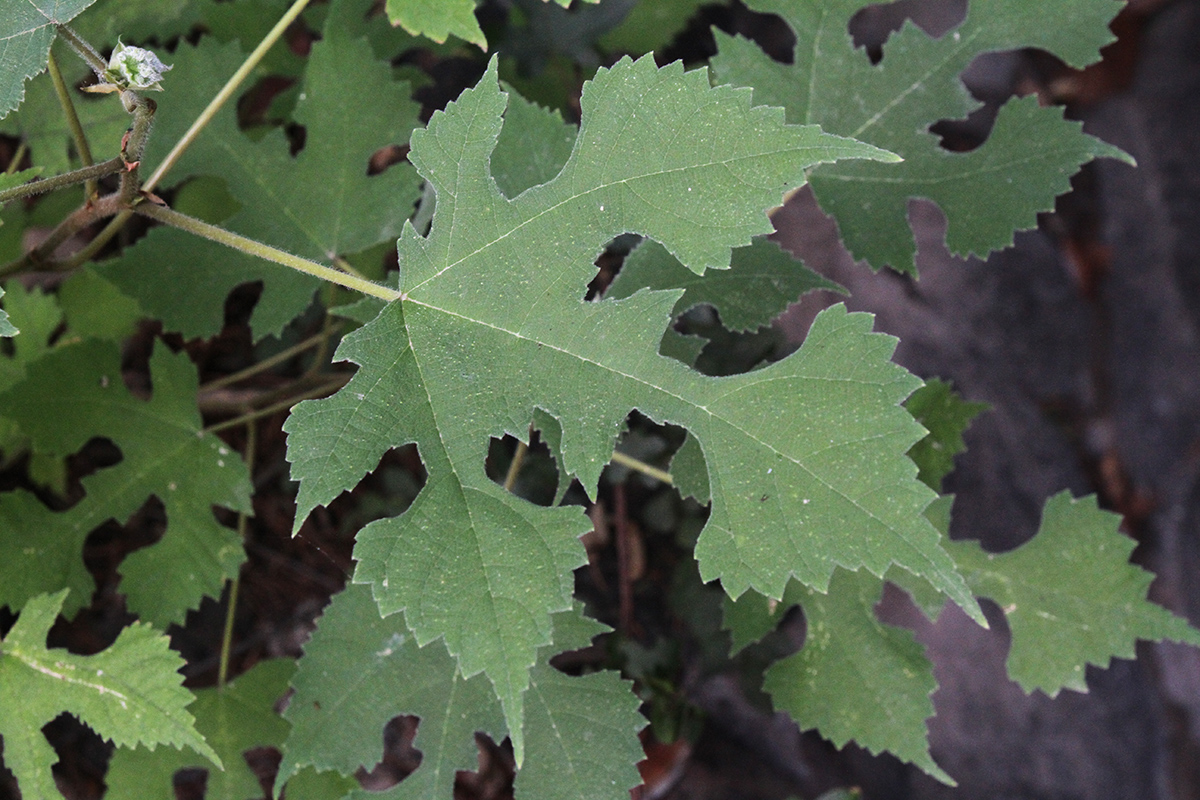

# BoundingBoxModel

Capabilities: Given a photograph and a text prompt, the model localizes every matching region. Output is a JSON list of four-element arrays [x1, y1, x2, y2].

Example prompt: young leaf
[[105, 659, 303, 800], [947, 491, 1200, 695], [765, 570, 949, 783], [711, 0, 1129, 274], [0, 341, 251, 625], [0, 0, 100, 120], [284, 54, 980, 756], [0, 590, 217, 800], [904, 378, 989, 491], [101, 7, 422, 341], [606, 236, 844, 333]]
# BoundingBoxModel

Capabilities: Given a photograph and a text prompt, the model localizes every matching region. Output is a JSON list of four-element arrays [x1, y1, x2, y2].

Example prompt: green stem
[[5, 142, 28, 175], [504, 440, 529, 492], [136, 203, 401, 302], [143, 0, 314, 192], [205, 376, 348, 434], [55, 25, 107, 76], [47, 52, 96, 197], [218, 421, 256, 690], [0, 158, 124, 206], [611, 450, 674, 485], [201, 329, 330, 392]]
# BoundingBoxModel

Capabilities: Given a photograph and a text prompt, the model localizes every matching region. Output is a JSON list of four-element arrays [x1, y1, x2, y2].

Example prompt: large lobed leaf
[[711, 0, 1129, 274], [0, 340, 251, 626], [0, 591, 216, 800], [948, 492, 1200, 695], [285, 54, 981, 756], [0, 0, 98, 121]]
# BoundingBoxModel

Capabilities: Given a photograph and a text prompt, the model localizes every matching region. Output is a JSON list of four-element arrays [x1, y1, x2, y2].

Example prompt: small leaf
[[606, 236, 844, 333], [904, 378, 989, 491], [948, 491, 1200, 695], [384, 0, 580, 50], [766, 570, 951, 783], [101, 38, 171, 91], [0, 0, 100, 120], [0, 590, 217, 800], [106, 659, 301, 800]]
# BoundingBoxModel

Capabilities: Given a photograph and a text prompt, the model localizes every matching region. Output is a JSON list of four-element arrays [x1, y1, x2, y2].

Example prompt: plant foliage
[[0, 0, 1195, 796]]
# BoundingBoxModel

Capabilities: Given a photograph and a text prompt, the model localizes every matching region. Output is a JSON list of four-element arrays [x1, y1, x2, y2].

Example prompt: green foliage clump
[[0, 0, 1193, 797]]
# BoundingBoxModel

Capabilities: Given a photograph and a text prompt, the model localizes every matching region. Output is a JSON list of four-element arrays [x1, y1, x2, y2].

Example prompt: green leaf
[[904, 378, 989, 491], [280, 586, 643, 800], [57, 267, 141, 341], [606, 236, 844, 333], [0, 285, 15, 336], [385, 0, 579, 50], [0, 590, 217, 800], [0, 0, 99, 121], [722, 585, 785, 655], [766, 570, 950, 782], [278, 583, 507, 798], [491, 87, 577, 198], [512, 607, 645, 800], [711, 0, 1130, 274], [947, 491, 1200, 695], [284, 55, 976, 755], [0, 341, 251, 625], [597, 0, 709, 56], [102, 7, 422, 341], [106, 659, 301, 800]]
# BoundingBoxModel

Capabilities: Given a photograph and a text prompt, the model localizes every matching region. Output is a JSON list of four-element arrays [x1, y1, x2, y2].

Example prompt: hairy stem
[[47, 52, 96, 197], [0, 191, 124, 276], [0, 157, 124, 206], [136, 204, 401, 301], [55, 25, 106, 76]]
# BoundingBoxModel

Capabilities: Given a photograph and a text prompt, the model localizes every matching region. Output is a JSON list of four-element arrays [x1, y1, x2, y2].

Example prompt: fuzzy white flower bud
[[104, 40, 172, 91]]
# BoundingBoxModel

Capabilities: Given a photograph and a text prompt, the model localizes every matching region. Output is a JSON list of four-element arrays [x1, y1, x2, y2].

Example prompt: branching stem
[[205, 376, 349, 434], [0, 158, 124, 207]]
